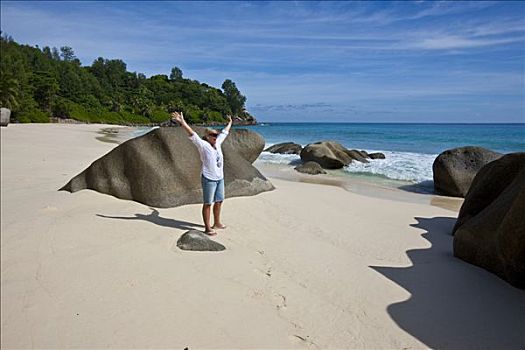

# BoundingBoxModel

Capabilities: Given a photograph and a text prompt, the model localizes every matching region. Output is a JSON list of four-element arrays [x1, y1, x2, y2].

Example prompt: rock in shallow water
[[299, 141, 380, 169], [345, 150, 369, 163], [264, 142, 303, 155], [453, 152, 525, 289], [60, 127, 274, 207], [177, 230, 226, 251], [294, 161, 327, 175], [300, 141, 353, 169], [433, 146, 502, 197], [368, 152, 386, 159]]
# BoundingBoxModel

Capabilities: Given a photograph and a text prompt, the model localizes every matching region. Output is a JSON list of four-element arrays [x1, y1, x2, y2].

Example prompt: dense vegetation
[[0, 34, 255, 125]]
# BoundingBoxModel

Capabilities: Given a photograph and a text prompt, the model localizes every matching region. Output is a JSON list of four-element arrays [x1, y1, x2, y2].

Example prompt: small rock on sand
[[177, 230, 226, 251]]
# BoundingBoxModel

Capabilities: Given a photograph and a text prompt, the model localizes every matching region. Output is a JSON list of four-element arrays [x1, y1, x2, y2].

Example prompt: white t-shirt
[[189, 130, 229, 180]]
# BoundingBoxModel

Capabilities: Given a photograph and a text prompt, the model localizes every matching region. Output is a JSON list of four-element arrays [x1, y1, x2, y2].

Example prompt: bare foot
[[204, 229, 217, 236], [212, 223, 227, 229]]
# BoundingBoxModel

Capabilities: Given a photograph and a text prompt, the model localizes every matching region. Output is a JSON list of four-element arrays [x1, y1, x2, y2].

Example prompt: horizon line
[[253, 121, 525, 125]]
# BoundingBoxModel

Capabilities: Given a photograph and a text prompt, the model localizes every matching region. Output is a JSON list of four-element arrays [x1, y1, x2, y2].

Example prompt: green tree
[[60, 46, 76, 61], [31, 71, 59, 111], [42, 46, 52, 59], [222, 79, 246, 116], [0, 73, 20, 109], [58, 64, 82, 100], [51, 47, 60, 61], [129, 86, 154, 116], [170, 66, 183, 81]]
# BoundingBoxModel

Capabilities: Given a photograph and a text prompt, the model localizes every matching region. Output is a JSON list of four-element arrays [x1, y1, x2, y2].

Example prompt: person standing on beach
[[171, 111, 232, 236]]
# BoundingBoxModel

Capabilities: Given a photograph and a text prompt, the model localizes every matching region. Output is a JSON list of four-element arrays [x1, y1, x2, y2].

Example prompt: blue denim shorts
[[201, 175, 225, 204]]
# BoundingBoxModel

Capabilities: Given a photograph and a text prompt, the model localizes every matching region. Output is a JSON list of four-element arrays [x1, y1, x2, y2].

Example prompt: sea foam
[[257, 151, 301, 165], [258, 147, 436, 183], [343, 150, 436, 183]]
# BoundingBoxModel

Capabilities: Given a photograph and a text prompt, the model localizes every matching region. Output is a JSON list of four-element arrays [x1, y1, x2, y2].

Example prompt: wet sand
[[255, 161, 464, 212]]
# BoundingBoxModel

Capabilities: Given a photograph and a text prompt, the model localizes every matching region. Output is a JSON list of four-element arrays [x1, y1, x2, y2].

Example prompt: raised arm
[[171, 111, 194, 136], [223, 115, 233, 133], [215, 115, 232, 147]]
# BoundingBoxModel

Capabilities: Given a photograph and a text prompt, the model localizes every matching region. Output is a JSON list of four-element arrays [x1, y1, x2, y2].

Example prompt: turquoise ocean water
[[240, 123, 525, 187]]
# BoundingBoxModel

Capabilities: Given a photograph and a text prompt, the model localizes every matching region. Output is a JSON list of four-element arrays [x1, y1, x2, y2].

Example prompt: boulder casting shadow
[[453, 153, 525, 289], [398, 180, 435, 195], [433, 146, 502, 197], [371, 217, 525, 349], [59, 127, 274, 207]]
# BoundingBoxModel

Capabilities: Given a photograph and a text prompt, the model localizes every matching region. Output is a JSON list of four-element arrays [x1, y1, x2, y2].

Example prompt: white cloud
[[411, 35, 525, 50]]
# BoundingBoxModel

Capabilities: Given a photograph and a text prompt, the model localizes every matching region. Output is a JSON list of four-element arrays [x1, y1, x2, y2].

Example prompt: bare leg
[[202, 204, 215, 234], [212, 201, 226, 228]]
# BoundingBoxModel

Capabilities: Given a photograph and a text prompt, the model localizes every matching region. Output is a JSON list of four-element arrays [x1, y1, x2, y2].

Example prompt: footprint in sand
[[288, 334, 318, 348], [273, 292, 287, 310], [248, 289, 265, 299], [40, 205, 59, 212], [253, 266, 272, 277]]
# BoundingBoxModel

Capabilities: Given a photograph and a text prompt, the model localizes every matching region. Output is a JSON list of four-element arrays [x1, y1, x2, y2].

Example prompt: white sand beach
[[2, 124, 524, 349]]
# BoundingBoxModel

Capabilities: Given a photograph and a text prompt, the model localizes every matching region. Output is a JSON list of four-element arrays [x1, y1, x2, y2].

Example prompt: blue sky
[[1, 1, 524, 122]]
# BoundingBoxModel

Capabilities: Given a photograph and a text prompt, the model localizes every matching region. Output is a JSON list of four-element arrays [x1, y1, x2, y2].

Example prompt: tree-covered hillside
[[0, 34, 256, 125]]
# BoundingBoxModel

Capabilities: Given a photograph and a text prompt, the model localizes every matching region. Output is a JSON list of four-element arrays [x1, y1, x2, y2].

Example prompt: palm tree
[[0, 73, 20, 109]]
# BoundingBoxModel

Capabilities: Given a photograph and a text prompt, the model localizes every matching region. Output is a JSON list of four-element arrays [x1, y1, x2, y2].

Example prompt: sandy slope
[[1, 124, 524, 349]]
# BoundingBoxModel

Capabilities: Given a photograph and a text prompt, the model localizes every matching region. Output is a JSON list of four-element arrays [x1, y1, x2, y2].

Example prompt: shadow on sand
[[97, 207, 204, 231], [371, 216, 525, 349], [398, 180, 435, 194]]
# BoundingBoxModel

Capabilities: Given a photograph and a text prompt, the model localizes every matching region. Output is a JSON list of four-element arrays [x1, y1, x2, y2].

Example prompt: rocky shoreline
[[264, 141, 386, 172]]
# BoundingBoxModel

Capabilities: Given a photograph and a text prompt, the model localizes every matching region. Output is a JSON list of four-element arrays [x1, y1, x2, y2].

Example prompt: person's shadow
[[97, 207, 204, 231], [371, 216, 525, 349]]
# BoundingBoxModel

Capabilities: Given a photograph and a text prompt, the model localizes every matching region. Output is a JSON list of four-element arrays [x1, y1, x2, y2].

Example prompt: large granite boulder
[[0, 108, 11, 127], [60, 127, 274, 207], [264, 142, 302, 155], [300, 141, 354, 169], [177, 230, 226, 251], [433, 146, 502, 197], [294, 161, 327, 175], [453, 153, 525, 289], [223, 128, 265, 163]]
